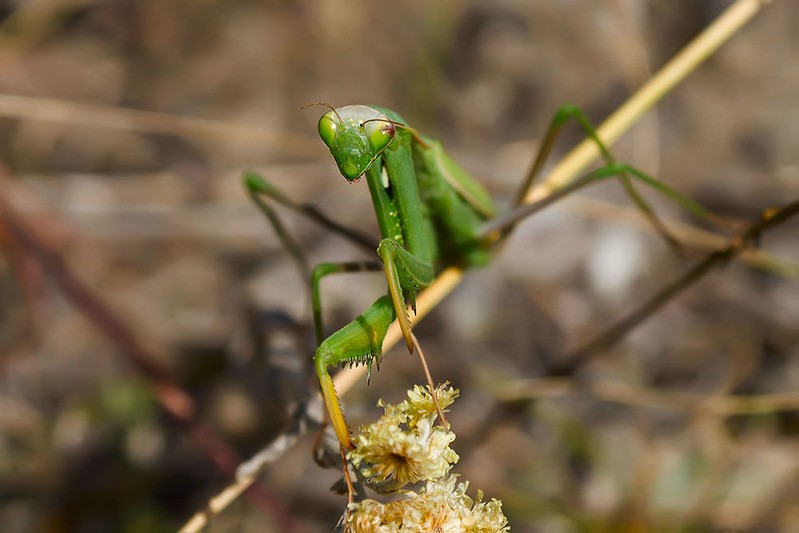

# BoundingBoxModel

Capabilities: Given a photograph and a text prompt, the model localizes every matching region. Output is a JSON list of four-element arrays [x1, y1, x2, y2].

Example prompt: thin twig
[[559, 201, 799, 369], [181, 404, 321, 533], [561, 195, 799, 282]]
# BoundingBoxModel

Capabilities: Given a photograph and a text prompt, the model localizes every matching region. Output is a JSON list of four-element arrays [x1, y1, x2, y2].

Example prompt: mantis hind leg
[[500, 104, 706, 248]]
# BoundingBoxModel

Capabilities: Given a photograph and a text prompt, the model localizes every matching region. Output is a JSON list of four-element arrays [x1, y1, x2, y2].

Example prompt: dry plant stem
[[707, 391, 799, 416], [332, 0, 772, 399], [563, 196, 799, 282], [178, 1, 771, 529], [496, 374, 799, 418], [0, 185, 299, 532], [0, 93, 317, 157], [524, 0, 772, 201]]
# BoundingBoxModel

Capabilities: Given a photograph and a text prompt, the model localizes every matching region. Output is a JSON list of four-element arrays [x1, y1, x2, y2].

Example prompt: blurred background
[[1, 1, 798, 531]]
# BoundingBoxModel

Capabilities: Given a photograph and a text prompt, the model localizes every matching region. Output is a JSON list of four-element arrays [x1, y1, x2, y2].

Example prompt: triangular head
[[317, 105, 397, 180]]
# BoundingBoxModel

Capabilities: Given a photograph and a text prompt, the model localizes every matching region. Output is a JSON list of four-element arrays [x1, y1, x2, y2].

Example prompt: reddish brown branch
[[0, 177, 302, 532]]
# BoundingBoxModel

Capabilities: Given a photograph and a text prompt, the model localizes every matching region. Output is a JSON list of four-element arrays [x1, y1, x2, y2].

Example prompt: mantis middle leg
[[244, 171, 378, 287]]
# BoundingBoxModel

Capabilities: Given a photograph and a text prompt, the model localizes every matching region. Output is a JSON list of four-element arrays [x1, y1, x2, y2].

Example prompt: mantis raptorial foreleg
[[245, 171, 443, 453], [310, 241, 436, 450], [376, 237, 435, 352], [315, 294, 395, 450]]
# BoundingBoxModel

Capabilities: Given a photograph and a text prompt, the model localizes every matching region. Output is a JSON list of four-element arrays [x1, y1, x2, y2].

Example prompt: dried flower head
[[349, 384, 458, 491], [348, 475, 509, 532], [347, 384, 509, 531], [400, 383, 459, 429]]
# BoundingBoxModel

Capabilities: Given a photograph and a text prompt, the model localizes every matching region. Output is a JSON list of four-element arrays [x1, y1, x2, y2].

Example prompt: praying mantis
[[245, 102, 712, 456]]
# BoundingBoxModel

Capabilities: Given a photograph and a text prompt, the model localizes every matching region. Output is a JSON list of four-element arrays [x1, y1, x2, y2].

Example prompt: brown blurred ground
[[1, 1, 798, 531]]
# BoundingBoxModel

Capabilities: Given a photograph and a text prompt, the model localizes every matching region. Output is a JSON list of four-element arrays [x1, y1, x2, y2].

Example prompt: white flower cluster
[[347, 384, 509, 532]]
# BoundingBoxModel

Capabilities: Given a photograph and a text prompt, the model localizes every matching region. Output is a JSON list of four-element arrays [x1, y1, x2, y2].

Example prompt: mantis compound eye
[[318, 111, 338, 148], [366, 120, 395, 154]]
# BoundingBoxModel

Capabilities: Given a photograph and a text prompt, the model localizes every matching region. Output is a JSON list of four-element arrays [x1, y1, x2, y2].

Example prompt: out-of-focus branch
[[0, 170, 301, 532], [0, 93, 317, 157], [558, 201, 799, 370]]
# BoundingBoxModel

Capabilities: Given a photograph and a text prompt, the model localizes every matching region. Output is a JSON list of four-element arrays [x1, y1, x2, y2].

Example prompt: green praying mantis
[[245, 102, 712, 455]]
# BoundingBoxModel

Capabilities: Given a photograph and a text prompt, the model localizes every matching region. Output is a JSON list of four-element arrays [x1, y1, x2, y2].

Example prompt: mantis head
[[314, 105, 396, 181]]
